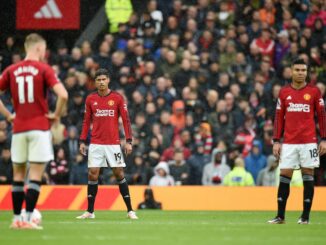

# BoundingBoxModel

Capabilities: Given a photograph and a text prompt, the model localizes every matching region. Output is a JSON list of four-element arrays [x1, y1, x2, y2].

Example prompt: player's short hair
[[94, 68, 110, 79], [24, 33, 45, 50], [292, 58, 308, 67]]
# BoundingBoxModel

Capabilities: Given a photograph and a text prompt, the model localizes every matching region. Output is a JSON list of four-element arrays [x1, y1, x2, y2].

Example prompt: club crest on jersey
[[303, 94, 311, 101], [108, 100, 115, 106]]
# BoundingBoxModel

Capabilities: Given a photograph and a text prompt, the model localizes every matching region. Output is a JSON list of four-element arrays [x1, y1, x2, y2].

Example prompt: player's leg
[[10, 133, 28, 229], [22, 130, 53, 229], [87, 167, 100, 215], [25, 163, 45, 221], [298, 168, 314, 224], [268, 144, 296, 224], [77, 144, 104, 219], [10, 164, 27, 229], [276, 169, 293, 220], [112, 167, 138, 219], [298, 143, 319, 224]]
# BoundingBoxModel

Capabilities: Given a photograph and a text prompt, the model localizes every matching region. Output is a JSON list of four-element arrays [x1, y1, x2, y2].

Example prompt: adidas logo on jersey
[[286, 96, 292, 100], [34, 0, 62, 19]]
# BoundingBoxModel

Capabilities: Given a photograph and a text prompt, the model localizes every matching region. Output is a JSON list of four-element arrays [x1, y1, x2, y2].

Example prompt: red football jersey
[[80, 91, 132, 144], [0, 60, 59, 133], [273, 84, 326, 144]]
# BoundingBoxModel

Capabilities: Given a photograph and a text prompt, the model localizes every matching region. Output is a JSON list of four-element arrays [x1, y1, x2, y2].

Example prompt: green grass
[[0, 211, 325, 245]]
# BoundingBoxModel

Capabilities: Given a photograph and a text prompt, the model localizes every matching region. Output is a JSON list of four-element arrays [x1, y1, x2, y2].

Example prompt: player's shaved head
[[24, 33, 46, 51]]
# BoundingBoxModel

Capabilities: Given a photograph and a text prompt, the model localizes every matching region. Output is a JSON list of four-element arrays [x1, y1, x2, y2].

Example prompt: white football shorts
[[11, 130, 54, 164], [279, 143, 320, 169], [88, 144, 126, 168]]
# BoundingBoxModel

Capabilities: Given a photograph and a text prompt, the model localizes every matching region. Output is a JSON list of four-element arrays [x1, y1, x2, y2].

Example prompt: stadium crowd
[[0, 0, 325, 186]]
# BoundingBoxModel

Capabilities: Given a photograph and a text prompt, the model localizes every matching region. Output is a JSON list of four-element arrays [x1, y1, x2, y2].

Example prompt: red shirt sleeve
[[273, 91, 285, 141], [314, 88, 326, 139], [0, 69, 10, 91], [44, 65, 60, 88], [80, 96, 92, 141], [118, 95, 132, 141]]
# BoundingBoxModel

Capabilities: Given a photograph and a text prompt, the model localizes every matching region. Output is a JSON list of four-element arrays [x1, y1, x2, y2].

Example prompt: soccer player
[[77, 68, 138, 220], [268, 58, 326, 224], [0, 33, 68, 229]]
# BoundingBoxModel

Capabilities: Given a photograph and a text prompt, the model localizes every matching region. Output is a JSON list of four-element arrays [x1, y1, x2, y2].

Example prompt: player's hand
[[318, 141, 326, 156], [79, 143, 87, 156], [125, 142, 132, 156], [45, 113, 59, 122], [273, 142, 281, 159], [6, 113, 15, 123]]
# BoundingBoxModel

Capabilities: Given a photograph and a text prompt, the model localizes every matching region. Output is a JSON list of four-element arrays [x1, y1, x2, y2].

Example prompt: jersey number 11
[[16, 76, 34, 104]]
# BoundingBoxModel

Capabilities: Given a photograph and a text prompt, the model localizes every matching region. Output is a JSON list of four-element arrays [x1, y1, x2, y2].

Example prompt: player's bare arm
[[45, 83, 68, 121], [0, 99, 15, 123], [79, 142, 87, 156], [272, 142, 281, 159], [318, 140, 326, 156], [125, 141, 132, 155]]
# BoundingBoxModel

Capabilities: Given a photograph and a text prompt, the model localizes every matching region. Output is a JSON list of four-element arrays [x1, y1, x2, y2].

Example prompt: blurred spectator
[[138, 188, 162, 210], [0, 147, 12, 184], [170, 100, 186, 131], [45, 147, 70, 185], [69, 154, 88, 185], [202, 148, 230, 185], [194, 122, 213, 155], [244, 139, 267, 183], [223, 157, 255, 186], [161, 136, 191, 162], [62, 126, 79, 162], [105, 0, 133, 33], [256, 155, 278, 186], [149, 161, 175, 186], [125, 152, 149, 185], [168, 149, 190, 185], [187, 142, 210, 185]]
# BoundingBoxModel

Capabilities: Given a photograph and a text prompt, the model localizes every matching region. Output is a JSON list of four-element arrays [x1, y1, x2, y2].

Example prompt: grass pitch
[[0, 211, 325, 245]]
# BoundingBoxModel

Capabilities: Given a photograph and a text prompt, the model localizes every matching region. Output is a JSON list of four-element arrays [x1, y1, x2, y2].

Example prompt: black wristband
[[273, 139, 280, 143]]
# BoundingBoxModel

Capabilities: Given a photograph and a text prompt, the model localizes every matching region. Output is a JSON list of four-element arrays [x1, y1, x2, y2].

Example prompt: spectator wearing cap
[[187, 142, 210, 185], [202, 148, 230, 185]]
